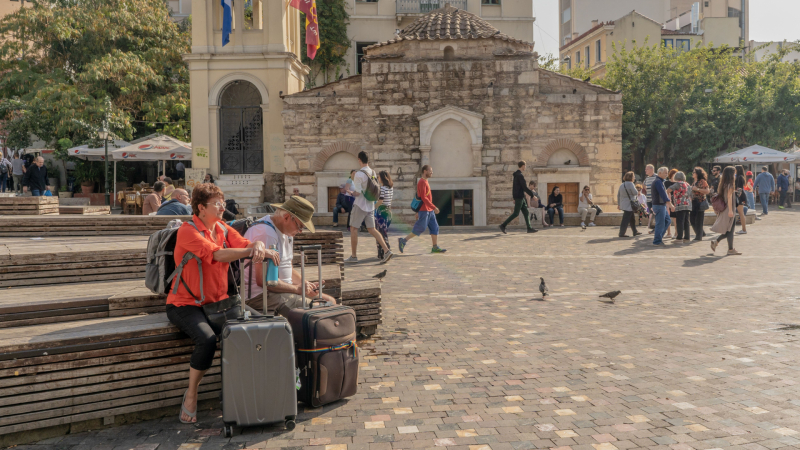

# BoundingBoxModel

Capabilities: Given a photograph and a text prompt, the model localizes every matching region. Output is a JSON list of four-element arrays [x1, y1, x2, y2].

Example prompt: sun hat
[[271, 195, 316, 233]]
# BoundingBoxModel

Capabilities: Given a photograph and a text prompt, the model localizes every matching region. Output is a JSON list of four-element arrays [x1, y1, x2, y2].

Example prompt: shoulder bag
[[623, 183, 646, 215]]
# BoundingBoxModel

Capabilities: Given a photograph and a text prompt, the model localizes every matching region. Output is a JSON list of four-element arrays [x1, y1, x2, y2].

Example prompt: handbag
[[623, 183, 646, 214], [699, 199, 709, 211], [711, 194, 726, 214], [591, 204, 603, 216], [410, 195, 422, 213]]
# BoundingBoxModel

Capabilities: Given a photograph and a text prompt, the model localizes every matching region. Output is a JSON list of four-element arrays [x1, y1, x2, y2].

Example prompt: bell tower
[[185, 0, 308, 205]]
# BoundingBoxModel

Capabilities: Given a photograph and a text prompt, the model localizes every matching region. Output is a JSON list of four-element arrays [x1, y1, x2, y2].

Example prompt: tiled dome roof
[[365, 3, 532, 51]]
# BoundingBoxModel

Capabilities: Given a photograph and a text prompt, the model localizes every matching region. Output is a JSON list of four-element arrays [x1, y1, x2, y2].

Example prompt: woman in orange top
[[166, 183, 278, 424]]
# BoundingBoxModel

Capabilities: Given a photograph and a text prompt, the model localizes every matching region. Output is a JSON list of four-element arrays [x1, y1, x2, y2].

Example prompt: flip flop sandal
[[180, 390, 197, 424]]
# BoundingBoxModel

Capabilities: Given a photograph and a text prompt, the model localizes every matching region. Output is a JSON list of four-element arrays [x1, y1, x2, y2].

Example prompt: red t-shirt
[[166, 216, 250, 307], [417, 178, 435, 212]]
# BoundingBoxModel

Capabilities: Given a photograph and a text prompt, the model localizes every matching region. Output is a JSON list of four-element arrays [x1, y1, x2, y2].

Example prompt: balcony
[[397, 0, 467, 15]]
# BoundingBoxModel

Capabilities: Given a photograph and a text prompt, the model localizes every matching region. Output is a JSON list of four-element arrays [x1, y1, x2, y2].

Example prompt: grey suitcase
[[220, 260, 297, 438]]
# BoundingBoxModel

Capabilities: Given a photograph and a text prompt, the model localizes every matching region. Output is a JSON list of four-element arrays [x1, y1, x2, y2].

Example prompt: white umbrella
[[713, 144, 798, 163], [68, 140, 131, 204], [112, 135, 192, 161]]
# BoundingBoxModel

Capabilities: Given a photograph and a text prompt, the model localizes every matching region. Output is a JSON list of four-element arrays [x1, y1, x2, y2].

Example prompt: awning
[[67, 140, 131, 161], [713, 145, 797, 163], [111, 135, 192, 161]]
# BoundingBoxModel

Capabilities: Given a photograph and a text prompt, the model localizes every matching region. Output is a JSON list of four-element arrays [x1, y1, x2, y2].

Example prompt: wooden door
[[551, 182, 579, 213], [327, 187, 339, 212]]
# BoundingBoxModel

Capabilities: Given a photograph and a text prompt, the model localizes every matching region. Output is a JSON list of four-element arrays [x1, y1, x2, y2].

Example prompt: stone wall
[[282, 39, 622, 226]]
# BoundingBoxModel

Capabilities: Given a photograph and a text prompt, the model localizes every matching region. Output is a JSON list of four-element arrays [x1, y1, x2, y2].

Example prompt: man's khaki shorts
[[247, 292, 305, 316], [349, 204, 375, 229]]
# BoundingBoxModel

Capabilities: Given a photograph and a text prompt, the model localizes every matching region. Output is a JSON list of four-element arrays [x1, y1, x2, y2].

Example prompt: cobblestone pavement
[[21, 210, 800, 450]]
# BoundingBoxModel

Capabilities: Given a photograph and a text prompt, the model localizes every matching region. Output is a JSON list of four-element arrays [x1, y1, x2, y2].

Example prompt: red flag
[[289, 0, 320, 60]]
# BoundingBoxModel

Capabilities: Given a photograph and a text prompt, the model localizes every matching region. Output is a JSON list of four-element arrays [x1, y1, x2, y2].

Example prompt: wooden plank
[[341, 297, 381, 306], [0, 272, 145, 288], [58, 206, 111, 215], [0, 314, 176, 353], [0, 312, 110, 329], [0, 385, 220, 435]]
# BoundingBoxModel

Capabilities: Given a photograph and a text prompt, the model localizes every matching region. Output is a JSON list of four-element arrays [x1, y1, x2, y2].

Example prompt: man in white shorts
[[345, 151, 393, 264]]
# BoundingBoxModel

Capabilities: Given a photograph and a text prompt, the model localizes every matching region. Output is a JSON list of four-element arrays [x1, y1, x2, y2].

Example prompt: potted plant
[[58, 185, 73, 198], [73, 161, 102, 195]]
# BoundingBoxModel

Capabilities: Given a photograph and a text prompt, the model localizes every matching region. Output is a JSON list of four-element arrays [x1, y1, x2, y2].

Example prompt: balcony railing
[[396, 0, 467, 14]]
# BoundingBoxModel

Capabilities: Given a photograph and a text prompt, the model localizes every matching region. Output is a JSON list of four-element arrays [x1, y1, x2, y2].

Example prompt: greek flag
[[221, 0, 233, 46]]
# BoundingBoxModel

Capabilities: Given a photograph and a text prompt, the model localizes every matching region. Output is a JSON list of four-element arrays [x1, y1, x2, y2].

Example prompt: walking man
[[777, 169, 790, 209], [398, 165, 446, 254], [22, 156, 50, 196], [499, 161, 537, 234], [643, 164, 656, 231], [344, 151, 393, 263], [11, 153, 25, 194], [651, 166, 673, 246], [754, 166, 775, 215]]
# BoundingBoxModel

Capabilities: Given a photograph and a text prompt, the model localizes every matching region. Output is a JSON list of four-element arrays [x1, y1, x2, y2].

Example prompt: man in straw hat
[[244, 195, 336, 315]]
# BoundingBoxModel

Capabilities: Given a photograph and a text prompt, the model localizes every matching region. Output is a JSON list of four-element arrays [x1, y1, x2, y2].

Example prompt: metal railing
[[396, 0, 467, 14]]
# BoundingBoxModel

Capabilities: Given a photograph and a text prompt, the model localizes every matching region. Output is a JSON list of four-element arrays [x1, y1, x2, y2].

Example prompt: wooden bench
[[0, 197, 59, 216]]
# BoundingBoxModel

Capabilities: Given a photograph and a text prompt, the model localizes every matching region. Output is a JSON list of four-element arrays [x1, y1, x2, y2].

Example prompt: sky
[[532, 0, 800, 58]]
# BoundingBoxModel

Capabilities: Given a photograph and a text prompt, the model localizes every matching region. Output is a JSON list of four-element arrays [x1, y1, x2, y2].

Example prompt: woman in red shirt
[[166, 183, 277, 423]]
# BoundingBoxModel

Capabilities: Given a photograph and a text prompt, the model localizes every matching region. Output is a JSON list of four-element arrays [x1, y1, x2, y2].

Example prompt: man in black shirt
[[500, 161, 537, 234], [22, 156, 50, 196], [708, 165, 721, 196]]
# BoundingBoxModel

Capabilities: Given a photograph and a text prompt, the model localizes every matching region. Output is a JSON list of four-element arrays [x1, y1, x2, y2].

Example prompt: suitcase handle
[[240, 257, 274, 319], [300, 247, 325, 310]]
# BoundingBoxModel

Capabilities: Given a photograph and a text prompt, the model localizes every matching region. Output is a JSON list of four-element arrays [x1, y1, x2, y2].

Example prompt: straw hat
[[271, 195, 316, 233]]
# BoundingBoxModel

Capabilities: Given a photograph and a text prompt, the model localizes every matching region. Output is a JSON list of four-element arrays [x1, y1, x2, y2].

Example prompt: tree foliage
[[0, 0, 191, 153], [598, 39, 800, 172], [539, 53, 595, 84], [300, 0, 351, 87]]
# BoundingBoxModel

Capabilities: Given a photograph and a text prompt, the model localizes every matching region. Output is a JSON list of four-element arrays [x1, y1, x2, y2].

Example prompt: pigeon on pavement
[[372, 270, 387, 280], [539, 277, 548, 298], [599, 290, 621, 302]]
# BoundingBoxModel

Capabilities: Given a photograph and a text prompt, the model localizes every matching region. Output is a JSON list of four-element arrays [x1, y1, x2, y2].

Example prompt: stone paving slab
[[12, 210, 800, 450]]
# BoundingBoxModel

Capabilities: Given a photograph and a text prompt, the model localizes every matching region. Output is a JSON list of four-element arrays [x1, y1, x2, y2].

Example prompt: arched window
[[219, 81, 263, 174], [443, 46, 455, 60]]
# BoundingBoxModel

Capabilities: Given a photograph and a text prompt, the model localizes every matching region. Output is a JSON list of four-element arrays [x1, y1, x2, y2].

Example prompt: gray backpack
[[145, 220, 228, 304], [359, 168, 381, 202]]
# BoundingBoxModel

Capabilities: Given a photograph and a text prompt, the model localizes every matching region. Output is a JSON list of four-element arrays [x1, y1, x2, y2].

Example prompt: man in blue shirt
[[156, 189, 192, 216], [777, 169, 790, 209], [754, 166, 775, 215], [651, 166, 673, 245]]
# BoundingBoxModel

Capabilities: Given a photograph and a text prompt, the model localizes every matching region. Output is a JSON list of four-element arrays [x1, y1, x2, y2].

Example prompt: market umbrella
[[713, 145, 798, 163]]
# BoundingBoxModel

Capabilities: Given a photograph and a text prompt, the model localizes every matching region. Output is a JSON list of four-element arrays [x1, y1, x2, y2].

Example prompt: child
[[636, 184, 648, 226]]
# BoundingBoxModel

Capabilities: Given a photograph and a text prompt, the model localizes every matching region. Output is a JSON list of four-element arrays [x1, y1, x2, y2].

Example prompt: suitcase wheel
[[285, 419, 296, 431], [223, 424, 234, 438]]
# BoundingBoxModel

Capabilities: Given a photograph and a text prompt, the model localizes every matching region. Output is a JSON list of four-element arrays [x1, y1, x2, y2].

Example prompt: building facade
[[282, 6, 622, 227], [184, 0, 309, 207], [331, 0, 534, 83], [560, 0, 748, 47], [560, 4, 748, 79]]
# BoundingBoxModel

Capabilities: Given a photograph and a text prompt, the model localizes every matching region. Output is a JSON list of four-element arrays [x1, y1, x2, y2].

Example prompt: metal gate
[[219, 81, 263, 174]]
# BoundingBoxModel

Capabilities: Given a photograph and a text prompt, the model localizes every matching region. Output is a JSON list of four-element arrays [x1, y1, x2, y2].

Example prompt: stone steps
[[216, 175, 264, 209]]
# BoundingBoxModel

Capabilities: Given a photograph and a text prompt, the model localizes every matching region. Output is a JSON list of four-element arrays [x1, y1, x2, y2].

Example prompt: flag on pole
[[288, 0, 321, 60], [221, 0, 233, 46]]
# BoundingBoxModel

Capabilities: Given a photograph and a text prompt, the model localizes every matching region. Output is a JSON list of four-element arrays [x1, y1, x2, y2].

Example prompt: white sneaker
[[588, 223, 596, 227], [344, 256, 358, 263], [380, 251, 394, 264], [736, 230, 747, 235], [580, 222, 585, 227]]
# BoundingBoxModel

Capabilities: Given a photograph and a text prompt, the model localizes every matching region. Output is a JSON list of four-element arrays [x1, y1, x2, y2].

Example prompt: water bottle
[[266, 244, 279, 286]]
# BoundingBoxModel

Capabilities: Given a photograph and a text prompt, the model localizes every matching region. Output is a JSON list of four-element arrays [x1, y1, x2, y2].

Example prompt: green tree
[[0, 0, 191, 154], [599, 39, 800, 173], [539, 53, 595, 83], [300, 0, 351, 87]]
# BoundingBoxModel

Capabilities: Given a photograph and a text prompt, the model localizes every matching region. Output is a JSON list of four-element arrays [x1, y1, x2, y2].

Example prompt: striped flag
[[221, 0, 233, 46], [289, 0, 320, 60]]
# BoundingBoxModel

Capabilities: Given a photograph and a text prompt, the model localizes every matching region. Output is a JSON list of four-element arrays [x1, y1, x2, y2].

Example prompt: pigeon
[[599, 290, 621, 302], [372, 270, 387, 280], [539, 277, 548, 298], [564, 160, 571, 165]]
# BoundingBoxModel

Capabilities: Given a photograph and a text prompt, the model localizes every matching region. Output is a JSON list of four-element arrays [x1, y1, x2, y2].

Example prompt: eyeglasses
[[205, 201, 225, 209], [290, 215, 304, 231]]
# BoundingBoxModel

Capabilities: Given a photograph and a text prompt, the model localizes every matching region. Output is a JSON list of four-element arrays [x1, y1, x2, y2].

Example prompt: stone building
[[282, 4, 623, 227]]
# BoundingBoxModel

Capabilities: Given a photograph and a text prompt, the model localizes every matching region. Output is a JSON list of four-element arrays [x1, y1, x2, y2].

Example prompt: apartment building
[[344, 0, 534, 77], [560, 1, 749, 79], [749, 41, 800, 63]]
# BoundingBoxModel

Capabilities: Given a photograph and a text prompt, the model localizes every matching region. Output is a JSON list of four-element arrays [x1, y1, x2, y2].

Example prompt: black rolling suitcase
[[283, 245, 360, 407], [220, 261, 297, 437]]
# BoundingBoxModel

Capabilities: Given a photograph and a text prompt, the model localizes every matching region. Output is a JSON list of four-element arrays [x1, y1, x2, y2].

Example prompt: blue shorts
[[412, 210, 439, 236]]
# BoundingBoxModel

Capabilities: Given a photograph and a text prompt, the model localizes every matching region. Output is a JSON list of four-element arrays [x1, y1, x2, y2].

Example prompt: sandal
[[710, 241, 718, 253], [180, 390, 197, 424]]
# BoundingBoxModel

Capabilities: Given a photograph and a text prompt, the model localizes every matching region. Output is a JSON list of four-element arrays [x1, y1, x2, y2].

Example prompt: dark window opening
[[356, 42, 376, 75]]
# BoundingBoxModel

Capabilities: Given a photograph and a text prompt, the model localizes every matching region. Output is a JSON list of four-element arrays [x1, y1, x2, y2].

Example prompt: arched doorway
[[219, 81, 263, 174]]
